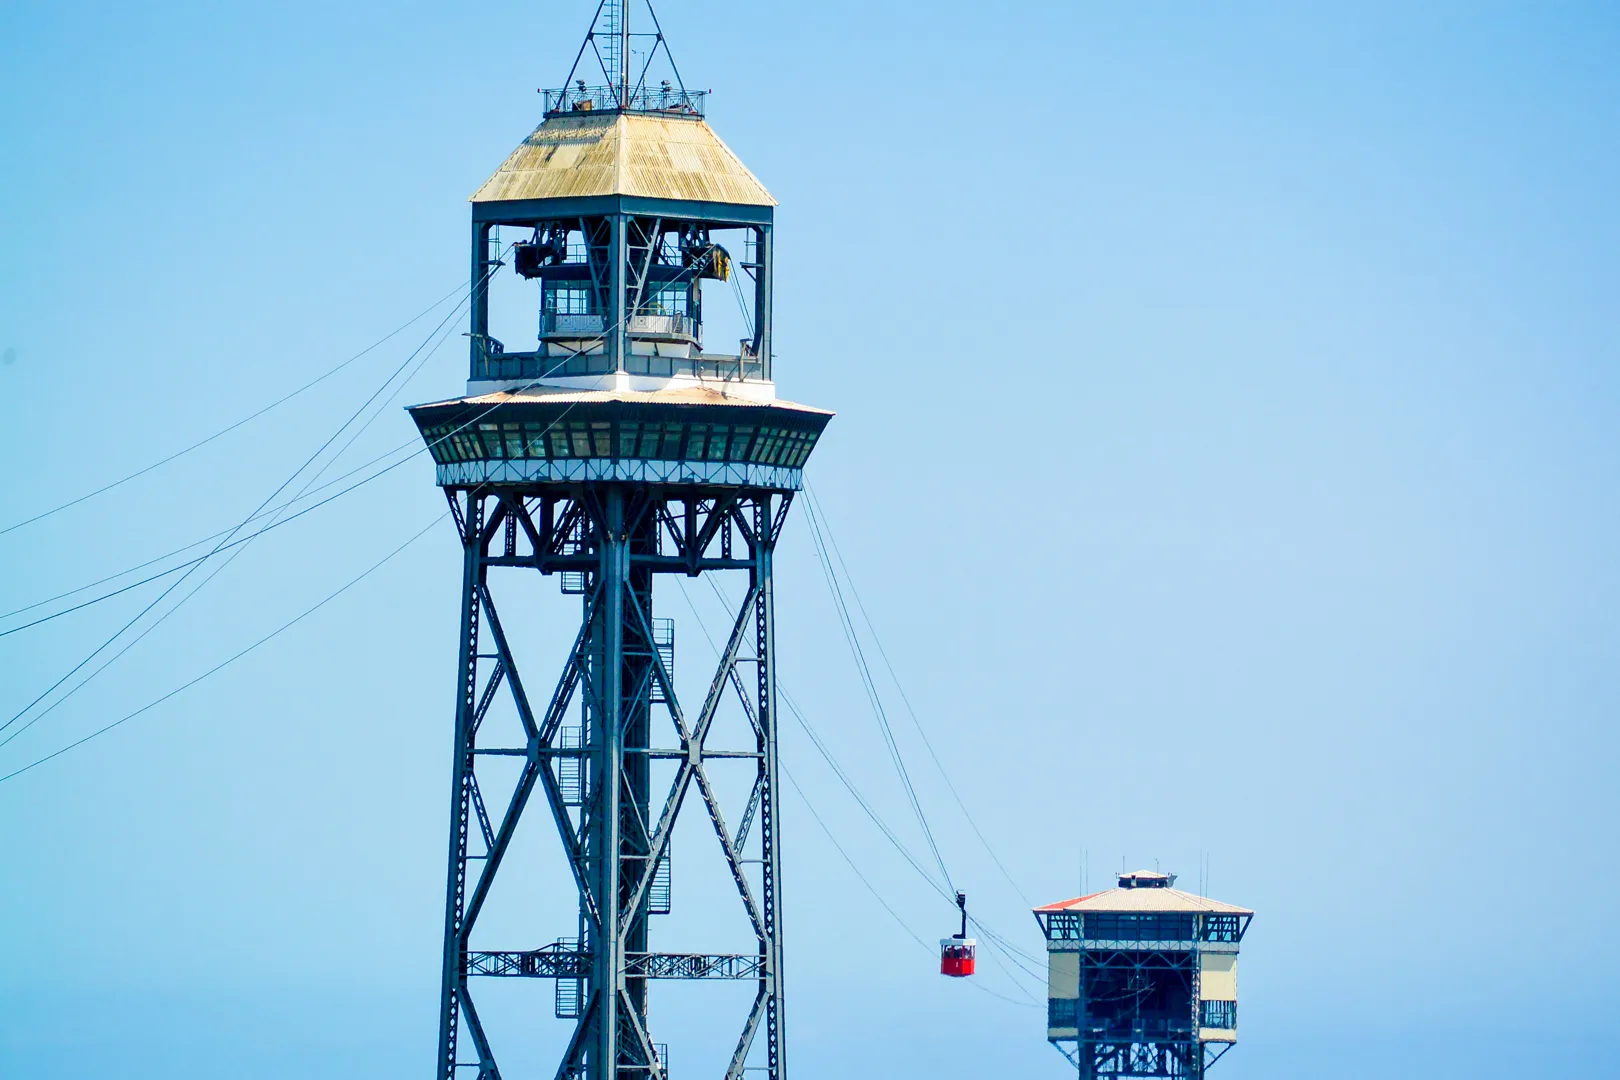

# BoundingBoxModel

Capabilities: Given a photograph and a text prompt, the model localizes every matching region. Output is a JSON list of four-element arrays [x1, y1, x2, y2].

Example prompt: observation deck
[[409, 384, 831, 492]]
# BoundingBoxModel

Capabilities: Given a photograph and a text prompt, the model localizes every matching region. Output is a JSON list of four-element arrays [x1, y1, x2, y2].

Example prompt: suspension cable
[[1, 312, 461, 643], [805, 483, 1035, 910], [673, 578, 1042, 1006], [1, 252, 723, 638], [0, 312, 465, 749], [0, 269, 721, 763], [0, 514, 444, 785], [800, 496, 956, 897], [0, 255, 506, 745], [0, 280, 467, 538], [780, 766, 932, 953], [800, 491, 1053, 977]]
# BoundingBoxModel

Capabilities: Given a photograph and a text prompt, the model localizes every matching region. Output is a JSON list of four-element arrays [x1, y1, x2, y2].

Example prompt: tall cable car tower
[[408, 3, 831, 1077]]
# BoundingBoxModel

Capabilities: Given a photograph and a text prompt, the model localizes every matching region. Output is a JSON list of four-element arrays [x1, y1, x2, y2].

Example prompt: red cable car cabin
[[940, 936, 977, 977], [940, 890, 976, 977]]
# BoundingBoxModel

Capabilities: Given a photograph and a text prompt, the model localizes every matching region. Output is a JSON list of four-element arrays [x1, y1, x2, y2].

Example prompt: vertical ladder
[[650, 617, 674, 703], [648, 848, 671, 916], [554, 937, 582, 1019], [597, 0, 625, 102], [558, 726, 585, 806], [560, 511, 590, 594]]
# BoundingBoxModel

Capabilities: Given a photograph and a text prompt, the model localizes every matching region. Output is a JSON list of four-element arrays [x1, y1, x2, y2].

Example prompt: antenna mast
[[620, 0, 631, 101], [557, 1, 692, 115]]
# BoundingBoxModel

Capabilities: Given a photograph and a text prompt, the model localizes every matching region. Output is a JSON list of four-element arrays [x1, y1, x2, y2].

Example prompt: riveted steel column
[[754, 225, 773, 382], [470, 222, 492, 380], [622, 509, 655, 1037], [591, 488, 626, 1080], [609, 214, 627, 374], [755, 496, 786, 1080], [438, 491, 484, 1079]]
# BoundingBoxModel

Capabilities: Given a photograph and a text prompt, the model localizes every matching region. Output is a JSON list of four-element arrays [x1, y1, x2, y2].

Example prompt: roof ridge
[[613, 113, 628, 198]]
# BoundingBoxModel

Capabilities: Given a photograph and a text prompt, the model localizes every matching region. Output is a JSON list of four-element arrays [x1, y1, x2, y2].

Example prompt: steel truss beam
[[469, 950, 765, 980], [435, 484, 794, 1080]]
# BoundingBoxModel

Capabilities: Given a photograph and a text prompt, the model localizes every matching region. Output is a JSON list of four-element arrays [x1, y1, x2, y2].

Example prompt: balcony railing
[[542, 84, 707, 119], [627, 313, 695, 339], [473, 349, 765, 384], [542, 313, 607, 337], [542, 312, 698, 344]]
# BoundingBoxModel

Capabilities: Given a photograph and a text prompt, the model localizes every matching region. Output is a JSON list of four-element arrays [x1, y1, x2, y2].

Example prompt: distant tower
[[407, 4, 831, 1079], [1035, 871, 1253, 1078]]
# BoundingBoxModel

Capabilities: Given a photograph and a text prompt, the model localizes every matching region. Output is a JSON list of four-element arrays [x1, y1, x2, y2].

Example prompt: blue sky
[[2, 2, 1618, 1077]]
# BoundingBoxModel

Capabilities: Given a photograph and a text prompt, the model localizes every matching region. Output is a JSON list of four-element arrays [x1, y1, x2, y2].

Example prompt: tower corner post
[[756, 495, 787, 1079], [438, 491, 485, 1079], [593, 486, 628, 1078]]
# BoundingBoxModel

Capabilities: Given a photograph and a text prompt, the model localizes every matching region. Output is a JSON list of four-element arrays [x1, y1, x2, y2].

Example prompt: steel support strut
[[438, 490, 503, 1080], [756, 497, 786, 1080]]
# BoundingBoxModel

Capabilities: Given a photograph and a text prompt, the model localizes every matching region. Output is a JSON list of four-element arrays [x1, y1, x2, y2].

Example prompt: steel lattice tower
[[408, 6, 830, 1078]]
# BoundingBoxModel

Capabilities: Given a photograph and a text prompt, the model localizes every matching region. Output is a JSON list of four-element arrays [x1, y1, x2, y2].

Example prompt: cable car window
[[544, 284, 597, 316], [641, 282, 692, 317], [659, 423, 684, 460], [686, 424, 709, 460]]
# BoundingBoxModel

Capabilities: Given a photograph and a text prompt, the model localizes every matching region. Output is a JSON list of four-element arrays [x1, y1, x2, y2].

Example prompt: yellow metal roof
[[471, 112, 776, 207]]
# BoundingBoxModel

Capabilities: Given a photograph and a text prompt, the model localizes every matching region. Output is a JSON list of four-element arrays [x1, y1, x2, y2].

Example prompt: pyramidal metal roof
[[470, 112, 776, 207], [1034, 888, 1253, 916]]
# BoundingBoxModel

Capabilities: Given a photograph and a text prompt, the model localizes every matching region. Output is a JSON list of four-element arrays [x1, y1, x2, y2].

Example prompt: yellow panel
[[1199, 953, 1237, 1001], [1048, 951, 1080, 999]]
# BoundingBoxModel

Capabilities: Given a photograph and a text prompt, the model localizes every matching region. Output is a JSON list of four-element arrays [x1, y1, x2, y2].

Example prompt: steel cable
[[0, 258, 725, 763], [799, 496, 957, 898], [804, 482, 1038, 911], [0, 259, 501, 746], [0, 281, 467, 538], [673, 578, 1041, 1008], [0, 514, 444, 785], [1, 253, 723, 637], [0, 351, 621, 773], [0, 308, 471, 750]]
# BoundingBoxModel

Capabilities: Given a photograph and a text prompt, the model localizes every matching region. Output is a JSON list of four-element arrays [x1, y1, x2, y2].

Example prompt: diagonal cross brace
[[474, 582, 605, 933], [619, 581, 760, 940]]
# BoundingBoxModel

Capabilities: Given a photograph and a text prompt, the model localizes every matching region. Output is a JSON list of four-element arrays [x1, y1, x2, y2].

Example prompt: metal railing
[[626, 312, 695, 339], [540, 313, 697, 341], [472, 348, 766, 384], [543, 84, 707, 118], [541, 313, 608, 337]]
